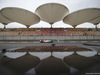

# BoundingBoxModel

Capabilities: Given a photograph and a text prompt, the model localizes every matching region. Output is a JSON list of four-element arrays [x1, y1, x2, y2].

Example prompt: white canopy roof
[[0, 12, 12, 24], [89, 17, 100, 25], [1, 7, 40, 27], [63, 8, 100, 27], [35, 3, 69, 24]]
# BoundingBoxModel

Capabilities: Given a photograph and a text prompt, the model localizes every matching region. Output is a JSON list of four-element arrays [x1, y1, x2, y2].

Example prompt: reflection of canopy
[[1, 7, 40, 28], [63, 8, 100, 27], [63, 52, 96, 70], [1, 56, 13, 64], [90, 54, 100, 62], [35, 56, 70, 75], [3, 52, 40, 73], [35, 3, 69, 24], [0, 12, 12, 25]]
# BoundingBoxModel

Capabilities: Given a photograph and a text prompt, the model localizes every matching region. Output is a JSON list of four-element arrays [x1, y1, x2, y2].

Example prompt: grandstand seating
[[0, 28, 100, 36], [0, 31, 20, 36], [0, 28, 100, 41]]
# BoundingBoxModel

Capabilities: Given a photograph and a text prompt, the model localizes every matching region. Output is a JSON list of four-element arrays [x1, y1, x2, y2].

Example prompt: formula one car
[[40, 39, 53, 43]]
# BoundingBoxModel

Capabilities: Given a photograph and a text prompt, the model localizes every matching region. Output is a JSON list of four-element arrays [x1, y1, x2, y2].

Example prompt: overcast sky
[[0, 0, 100, 28]]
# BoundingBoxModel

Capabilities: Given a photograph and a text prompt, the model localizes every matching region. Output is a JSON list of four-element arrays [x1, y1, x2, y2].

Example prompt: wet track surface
[[0, 42, 100, 75]]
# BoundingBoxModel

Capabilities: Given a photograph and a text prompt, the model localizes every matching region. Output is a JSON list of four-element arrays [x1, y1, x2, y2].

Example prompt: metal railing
[[0, 35, 100, 41]]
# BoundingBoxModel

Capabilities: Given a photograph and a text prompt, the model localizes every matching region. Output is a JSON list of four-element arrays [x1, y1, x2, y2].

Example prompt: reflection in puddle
[[35, 56, 70, 75], [0, 45, 100, 75], [64, 52, 96, 70], [5, 52, 26, 58]]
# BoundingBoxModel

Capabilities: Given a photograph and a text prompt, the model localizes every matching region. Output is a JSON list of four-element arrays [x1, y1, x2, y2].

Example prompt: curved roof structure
[[35, 3, 69, 25], [89, 17, 100, 25], [0, 12, 12, 25], [1, 7, 40, 28], [63, 8, 100, 27]]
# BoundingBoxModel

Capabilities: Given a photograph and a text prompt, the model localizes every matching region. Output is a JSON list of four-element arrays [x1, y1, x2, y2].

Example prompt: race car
[[40, 39, 53, 43]]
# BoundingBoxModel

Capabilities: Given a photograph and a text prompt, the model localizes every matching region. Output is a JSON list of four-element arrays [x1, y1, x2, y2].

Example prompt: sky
[[0, 0, 100, 28]]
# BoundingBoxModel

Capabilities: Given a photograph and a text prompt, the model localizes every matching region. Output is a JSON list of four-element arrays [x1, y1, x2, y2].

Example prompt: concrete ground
[[0, 42, 100, 52]]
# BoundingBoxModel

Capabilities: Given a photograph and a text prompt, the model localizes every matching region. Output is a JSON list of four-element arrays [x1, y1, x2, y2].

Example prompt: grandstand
[[0, 28, 100, 42]]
